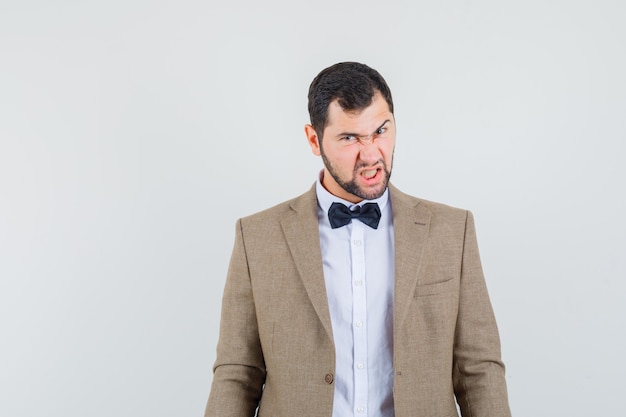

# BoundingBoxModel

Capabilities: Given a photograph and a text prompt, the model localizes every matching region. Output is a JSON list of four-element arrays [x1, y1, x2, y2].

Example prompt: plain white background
[[1, 1, 624, 416]]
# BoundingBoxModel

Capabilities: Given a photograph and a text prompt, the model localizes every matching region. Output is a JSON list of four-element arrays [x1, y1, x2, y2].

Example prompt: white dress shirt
[[316, 177, 395, 417]]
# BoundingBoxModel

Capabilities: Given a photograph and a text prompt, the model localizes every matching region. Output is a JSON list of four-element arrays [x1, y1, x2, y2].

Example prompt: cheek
[[328, 148, 358, 168], [382, 143, 395, 163], [338, 152, 360, 171]]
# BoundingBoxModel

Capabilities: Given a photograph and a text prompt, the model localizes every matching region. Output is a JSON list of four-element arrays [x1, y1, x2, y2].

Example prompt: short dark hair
[[307, 62, 394, 139]]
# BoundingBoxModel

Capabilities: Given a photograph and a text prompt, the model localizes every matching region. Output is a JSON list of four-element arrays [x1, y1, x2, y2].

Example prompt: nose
[[358, 138, 382, 163]]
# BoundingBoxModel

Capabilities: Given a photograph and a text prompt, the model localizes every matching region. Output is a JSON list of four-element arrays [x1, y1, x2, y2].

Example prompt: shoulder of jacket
[[238, 185, 316, 226], [389, 183, 469, 219]]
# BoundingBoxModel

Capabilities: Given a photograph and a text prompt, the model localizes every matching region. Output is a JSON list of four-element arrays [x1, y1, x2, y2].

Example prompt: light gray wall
[[1, 1, 624, 416]]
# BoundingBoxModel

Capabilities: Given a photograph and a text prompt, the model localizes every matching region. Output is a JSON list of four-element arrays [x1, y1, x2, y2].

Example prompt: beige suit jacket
[[205, 184, 511, 417]]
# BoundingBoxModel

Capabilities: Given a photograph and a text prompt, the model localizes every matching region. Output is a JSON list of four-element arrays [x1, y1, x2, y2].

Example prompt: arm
[[205, 219, 266, 417], [453, 211, 511, 417]]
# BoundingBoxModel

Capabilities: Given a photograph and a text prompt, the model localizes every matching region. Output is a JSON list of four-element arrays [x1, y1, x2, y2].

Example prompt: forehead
[[325, 93, 392, 132]]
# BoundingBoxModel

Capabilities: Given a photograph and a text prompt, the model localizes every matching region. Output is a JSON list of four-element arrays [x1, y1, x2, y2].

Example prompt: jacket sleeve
[[205, 219, 265, 417], [452, 211, 512, 417]]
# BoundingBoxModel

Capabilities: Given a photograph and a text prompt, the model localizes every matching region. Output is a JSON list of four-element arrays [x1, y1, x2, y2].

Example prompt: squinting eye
[[376, 127, 387, 135], [342, 135, 357, 141]]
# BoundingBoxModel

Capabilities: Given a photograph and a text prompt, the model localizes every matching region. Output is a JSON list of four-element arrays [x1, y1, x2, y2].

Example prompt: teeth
[[363, 169, 377, 179]]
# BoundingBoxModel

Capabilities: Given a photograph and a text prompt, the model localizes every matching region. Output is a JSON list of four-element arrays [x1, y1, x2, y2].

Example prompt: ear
[[304, 124, 321, 156]]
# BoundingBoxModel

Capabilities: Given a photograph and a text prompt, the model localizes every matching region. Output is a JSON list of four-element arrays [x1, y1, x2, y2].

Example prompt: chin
[[358, 184, 387, 200]]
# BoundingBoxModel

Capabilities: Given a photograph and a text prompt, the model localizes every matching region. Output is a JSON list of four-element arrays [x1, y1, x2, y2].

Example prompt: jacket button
[[324, 373, 334, 384]]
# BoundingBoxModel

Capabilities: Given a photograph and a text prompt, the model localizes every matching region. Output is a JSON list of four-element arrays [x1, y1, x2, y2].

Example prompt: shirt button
[[354, 280, 363, 287], [353, 239, 362, 246], [357, 363, 364, 369], [324, 373, 334, 384], [357, 406, 365, 413], [355, 320, 363, 328]]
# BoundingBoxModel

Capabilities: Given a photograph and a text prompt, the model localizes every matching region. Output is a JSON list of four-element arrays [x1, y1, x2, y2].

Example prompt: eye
[[341, 135, 357, 141], [376, 127, 387, 135]]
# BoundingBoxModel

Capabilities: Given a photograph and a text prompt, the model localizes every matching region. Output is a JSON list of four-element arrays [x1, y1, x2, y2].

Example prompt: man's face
[[305, 92, 396, 203]]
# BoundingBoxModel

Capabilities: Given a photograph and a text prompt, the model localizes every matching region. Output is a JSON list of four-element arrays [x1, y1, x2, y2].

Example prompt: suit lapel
[[278, 184, 431, 344], [280, 185, 334, 341], [389, 185, 432, 332]]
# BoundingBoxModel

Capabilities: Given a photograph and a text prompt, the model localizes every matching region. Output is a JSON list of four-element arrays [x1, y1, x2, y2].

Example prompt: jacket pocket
[[414, 277, 458, 297]]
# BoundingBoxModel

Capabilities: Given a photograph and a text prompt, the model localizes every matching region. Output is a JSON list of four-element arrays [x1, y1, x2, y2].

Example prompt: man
[[205, 62, 511, 417]]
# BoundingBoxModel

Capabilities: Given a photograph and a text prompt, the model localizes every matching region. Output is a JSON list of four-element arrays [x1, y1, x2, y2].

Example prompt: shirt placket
[[350, 220, 368, 416]]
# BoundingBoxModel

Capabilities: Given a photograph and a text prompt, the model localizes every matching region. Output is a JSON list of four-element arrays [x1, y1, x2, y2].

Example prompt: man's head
[[305, 62, 396, 203], [307, 62, 394, 138]]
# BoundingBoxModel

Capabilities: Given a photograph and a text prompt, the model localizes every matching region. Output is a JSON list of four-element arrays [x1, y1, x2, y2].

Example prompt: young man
[[205, 62, 511, 417]]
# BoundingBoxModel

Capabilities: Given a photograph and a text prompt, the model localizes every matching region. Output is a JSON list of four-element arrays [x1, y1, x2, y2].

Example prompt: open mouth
[[359, 166, 383, 184], [362, 168, 379, 179]]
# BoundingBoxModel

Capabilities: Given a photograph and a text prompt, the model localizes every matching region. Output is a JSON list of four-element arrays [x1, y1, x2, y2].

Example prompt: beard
[[320, 150, 393, 201]]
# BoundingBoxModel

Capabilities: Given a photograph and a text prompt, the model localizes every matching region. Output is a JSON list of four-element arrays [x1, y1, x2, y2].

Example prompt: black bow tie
[[328, 202, 381, 229]]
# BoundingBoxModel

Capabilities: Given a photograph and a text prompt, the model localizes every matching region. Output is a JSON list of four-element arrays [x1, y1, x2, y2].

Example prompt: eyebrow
[[336, 119, 391, 138]]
